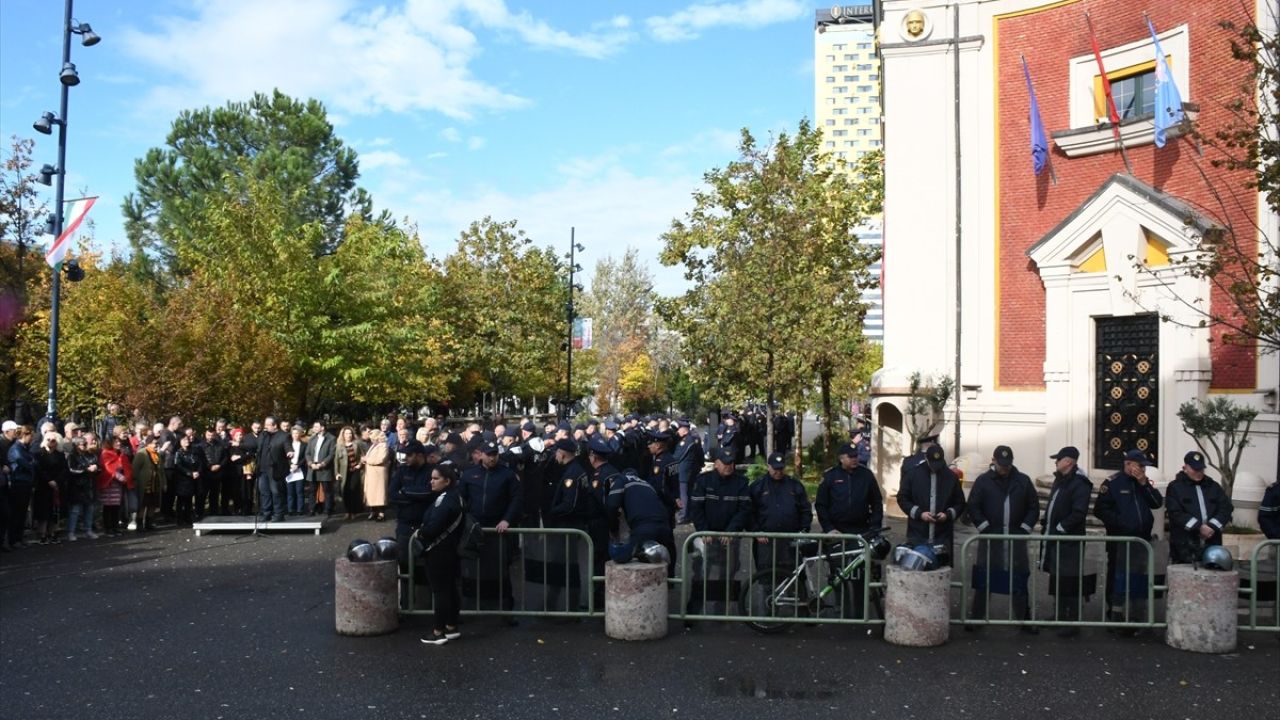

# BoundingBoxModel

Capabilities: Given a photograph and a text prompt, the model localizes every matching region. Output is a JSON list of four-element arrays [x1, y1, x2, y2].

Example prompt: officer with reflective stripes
[[815, 443, 883, 535], [686, 447, 750, 618], [598, 435, 673, 559], [1165, 450, 1233, 564], [646, 429, 679, 528], [965, 445, 1039, 631], [1093, 449, 1164, 633], [748, 452, 812, 572]]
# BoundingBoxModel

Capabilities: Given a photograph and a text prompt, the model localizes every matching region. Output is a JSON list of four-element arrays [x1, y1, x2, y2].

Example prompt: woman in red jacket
[[98, 434, 134, 537]]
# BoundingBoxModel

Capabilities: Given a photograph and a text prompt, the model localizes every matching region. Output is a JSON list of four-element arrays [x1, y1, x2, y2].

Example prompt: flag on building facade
[[1022, 56, 1049, 176], [1085, 14, 1122, 127], [44, 196, 97, 268], [572, 317, 593, 350], [1146, 19, 1184, 148]]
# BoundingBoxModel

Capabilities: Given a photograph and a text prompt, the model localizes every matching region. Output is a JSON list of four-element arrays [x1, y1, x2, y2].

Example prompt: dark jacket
[[459, 462, 521, 527], [966, 465, 1039, 573], [174, 446, 202, 496], [389, 462, 433, 533], [815, 464, 883, 533], [34, 446, 67, 489], [1040, 468, 1092, 578], [418, 487, 464, 556], [748, 474, 813, 533], [256, 430, 289, 481], [897, 463, 966, 547], [304, 432, 336, 484], [202, 437, 229, 477], [1260, 482, 1280, 540], [66, 449, 96, 504], [647, 450, 679, 509], [689, 468, 751, 532], [607, 467, 671, 531], [1165, 471, 1233, 563], [1093, 471, 1164, 540], [7, 440, 36, 486], [132, 446, 163, 495], [549, 459, 602, 525]]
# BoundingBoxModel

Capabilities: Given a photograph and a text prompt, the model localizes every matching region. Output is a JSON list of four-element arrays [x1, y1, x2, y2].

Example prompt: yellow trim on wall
[[992, 0, 1083, 392], [1078, 247, 1107, 272], [1091, 58, 1170, 120], [1145, 238, 1170, 267]]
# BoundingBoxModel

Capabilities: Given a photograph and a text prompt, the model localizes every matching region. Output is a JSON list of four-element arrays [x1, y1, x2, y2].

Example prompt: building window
[[858, 63, 872, 70], [832, 108, 846, 115], [834, 86, 848, 93], [856, 42, 872, 50], [857, 129, 871, 136], [826, 98, 836, 105], [844, 140, 856, 147], [1107, 69, 1156, 120], [869, 118, 880, 125], [844, 75, 856, 82], [844, 118, 855, 125], [825, 141, 836, 148], [833, 65, 847, 71], [833, 130, 847, 137], [825, 76, 835, 83], [857, 85, 872, 93], [825, 119, 836, 126], [869, 74, 879, 81], [825, 54, 835, 61], [844, 53, 855, 60], [869, 139, 881, 147], [833, 43, 845, 50], [858, 106, 872, 114]]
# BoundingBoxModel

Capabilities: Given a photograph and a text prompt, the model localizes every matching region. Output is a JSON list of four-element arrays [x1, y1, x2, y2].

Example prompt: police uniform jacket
[[1093, 472, 1163, 540], [460, 463, 522, 527], [606, 467, 669, 531], [549, 459, 602, 526], [389, 462, 432, 533], [689, 469, 751, 533], [1260, 482, 1280, 540], [815, 464, 883, 534], [648, 450, 678, 507], [719, 426, 741, 463], [1040, 468, 1092, 577], [748, 474, 813, 533], [897, 463, 966, 547], [1165, 471, 1233, 562], [966, 466, 1039, 572]]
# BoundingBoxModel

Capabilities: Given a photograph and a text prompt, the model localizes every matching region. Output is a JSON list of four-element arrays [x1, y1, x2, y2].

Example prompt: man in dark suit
[[255, 416, 290, 523], [305, 421, 337, 517]]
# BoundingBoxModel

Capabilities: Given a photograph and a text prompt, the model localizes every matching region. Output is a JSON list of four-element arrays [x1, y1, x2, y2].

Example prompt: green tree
[[660, 122, 882, 456], [1177, 397, 1257, 499], [0, 135, 48, 419], [123, 90, 379, 279], [580, 248, 658, 411]]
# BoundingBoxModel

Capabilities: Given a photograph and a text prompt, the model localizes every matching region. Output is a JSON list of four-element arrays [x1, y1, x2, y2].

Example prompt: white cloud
[[119, 0, 628, 121], [466, 136, 486, 150], [360, 150, 410, 170], [646, 0, 806, 42], [440, 127, 463, 142]]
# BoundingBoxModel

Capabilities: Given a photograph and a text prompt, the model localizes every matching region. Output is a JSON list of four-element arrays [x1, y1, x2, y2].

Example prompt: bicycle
[[744, 529, 889, 634]]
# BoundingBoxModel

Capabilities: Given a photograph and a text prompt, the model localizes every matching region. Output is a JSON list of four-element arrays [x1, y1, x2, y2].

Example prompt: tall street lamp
[[32, 0, 99, 426], [563, 229, 584, 419]]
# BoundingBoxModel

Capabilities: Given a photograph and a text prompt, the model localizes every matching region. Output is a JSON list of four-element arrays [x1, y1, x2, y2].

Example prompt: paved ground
[[1, 520, 1276, 720]]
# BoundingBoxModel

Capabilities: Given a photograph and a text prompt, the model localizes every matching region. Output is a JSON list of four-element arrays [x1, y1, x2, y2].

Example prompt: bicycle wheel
[[744, 570, 795, 634]]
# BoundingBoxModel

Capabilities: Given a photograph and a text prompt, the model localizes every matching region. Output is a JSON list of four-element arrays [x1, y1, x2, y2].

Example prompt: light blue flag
[[1147, 19, 1184, 148]]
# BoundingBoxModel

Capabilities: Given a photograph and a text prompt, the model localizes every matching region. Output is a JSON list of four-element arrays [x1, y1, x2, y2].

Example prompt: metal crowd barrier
[[674, 531, 883, 626], [400, 526, 603, 618], [1242, 538, 1280, 633], [957, 534, 1164, 629]]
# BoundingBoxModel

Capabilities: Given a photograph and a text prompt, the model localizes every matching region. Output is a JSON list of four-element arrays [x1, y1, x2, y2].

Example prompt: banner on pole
[[572, 317, 593, 350], [44, 196, 97, 267]]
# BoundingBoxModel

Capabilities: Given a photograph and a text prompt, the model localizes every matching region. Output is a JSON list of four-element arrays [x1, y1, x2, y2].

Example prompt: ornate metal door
[[1094, 315, 1159, 470]]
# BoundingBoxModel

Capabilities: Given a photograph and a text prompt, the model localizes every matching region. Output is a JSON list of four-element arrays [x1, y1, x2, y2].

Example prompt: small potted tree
[[1177, 397, 1261, 558]]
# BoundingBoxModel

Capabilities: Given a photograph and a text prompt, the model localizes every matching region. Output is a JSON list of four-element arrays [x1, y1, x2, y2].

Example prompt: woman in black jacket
[[174, 435, 203, 527], [419, 463, 465, 646]]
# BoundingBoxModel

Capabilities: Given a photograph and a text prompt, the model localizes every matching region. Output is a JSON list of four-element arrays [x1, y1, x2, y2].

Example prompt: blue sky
[[0, 0, 819, 295]]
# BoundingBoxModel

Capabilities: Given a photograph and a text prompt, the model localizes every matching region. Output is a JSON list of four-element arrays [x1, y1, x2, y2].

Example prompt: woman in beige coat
[[362, 429, 390, 521]]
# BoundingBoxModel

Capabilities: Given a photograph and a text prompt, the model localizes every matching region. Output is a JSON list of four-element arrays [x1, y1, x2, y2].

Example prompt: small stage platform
[[192, 516, 325, 536]]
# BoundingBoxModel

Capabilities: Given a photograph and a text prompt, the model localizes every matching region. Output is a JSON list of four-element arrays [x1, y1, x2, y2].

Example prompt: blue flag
[[1148, 19, 1184, 148], [1022, 57, 1048, 176]]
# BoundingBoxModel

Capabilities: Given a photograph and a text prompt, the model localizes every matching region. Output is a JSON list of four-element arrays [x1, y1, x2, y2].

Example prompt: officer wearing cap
[[717, 412, 742, 464], [687, 446, 751, 617], [899, 433, 939, 490], [1165, 450, 1233, 564], [545, 438, 601, 610], [646, 429, 679, 528], [597, 435, 674, 566], [1093, 448, 1164, 632], [459, 440, 523, 617], [815, 442, 884, 535], [388, 440, 432, 595], [748, 452, 813, 572], [672, 420, 702, 524], [965, 445, 1039, 632], [897, 444, 966, 564], [1040, 446, 1092, 636]]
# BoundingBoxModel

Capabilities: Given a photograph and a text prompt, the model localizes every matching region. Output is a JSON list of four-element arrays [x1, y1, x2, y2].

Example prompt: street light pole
[[564, 228, 580, 420]]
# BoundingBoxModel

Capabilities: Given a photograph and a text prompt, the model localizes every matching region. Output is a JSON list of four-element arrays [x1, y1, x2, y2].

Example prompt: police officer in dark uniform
[[687, 447, 751, 616], [748, 452, 813, 573], [601, 435, 673, 562], [1093, 448, 1164, 633], [1165, 450, 1233, 564], [459, 440, 522, 617], [584, 434, 622, 598], [815, 443, 884, 617], [898, 433, 938, 493], [1040, 446, 1092, 637], [718, 412, 742, 464], [965, 445, 1039, 632], [1261, 480, 1280, 539], [388, 440, 432, 603], [897, 444, 966, 565], [646, 429, 679, 528], [673, 420, 703, 524], [546, 438, 602, 610]]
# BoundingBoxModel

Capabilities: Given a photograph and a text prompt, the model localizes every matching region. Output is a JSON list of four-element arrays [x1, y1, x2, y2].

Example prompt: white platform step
[[192, 516, 325, 536]]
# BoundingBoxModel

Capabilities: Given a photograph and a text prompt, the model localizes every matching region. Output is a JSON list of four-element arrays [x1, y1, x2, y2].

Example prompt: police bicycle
[[744, 528, 892, 634]]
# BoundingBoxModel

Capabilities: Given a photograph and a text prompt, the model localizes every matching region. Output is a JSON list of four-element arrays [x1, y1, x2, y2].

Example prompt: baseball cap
[[925, 445, 947, 467], [993, 445, 1014, 468], [1049, 446, 1080, 460], [1183, 451, 1206, 471], [1123, 449, 1150, 466], [837, 443, 858, 458], [766, 452, 786, 470], [521, 420, 537, 433], [586, 435, 614, 456], [714, 447, 736, 464], [1, 420, 17, 432], [647, 430, 672, 443], [554, 438, 578, 454], [481, 441, 500, 456]]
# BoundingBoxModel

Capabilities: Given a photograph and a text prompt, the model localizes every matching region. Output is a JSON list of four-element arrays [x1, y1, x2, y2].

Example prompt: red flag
[[1085, 12, 1121, 126]]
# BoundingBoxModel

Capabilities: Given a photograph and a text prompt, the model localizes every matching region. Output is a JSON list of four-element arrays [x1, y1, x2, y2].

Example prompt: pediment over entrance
[[1027, 173, 1218, 277]]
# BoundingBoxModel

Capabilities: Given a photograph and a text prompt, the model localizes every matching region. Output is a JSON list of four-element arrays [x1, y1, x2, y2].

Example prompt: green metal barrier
[[400, 526, 603, 618], [956, 533, 1165, 629], [674, 530, 883, 626], [1242, 538, 1280, 633]]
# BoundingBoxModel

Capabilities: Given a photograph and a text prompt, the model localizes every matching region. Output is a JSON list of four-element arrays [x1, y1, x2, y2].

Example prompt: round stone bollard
[[1165, 564, 1238, 654], [334, 557, 399, 636], [605, 561, 668, 640], [884, 565, 951, 647]]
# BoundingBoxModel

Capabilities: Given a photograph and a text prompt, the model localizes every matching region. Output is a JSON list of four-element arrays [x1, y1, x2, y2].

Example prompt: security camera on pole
[[31, 0, 100, 428]]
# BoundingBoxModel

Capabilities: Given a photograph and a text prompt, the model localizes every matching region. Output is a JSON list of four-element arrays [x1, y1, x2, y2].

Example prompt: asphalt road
[[1, 521, 1275, 720]]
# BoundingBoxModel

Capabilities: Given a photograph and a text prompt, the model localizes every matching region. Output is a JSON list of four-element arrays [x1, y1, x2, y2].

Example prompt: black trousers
[[425, 549, 461, 633], [3, 485, 31, 544]]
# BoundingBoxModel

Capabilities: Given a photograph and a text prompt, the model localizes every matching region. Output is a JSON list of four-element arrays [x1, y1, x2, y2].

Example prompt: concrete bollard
[[334, 557, 399, 636], [1165, 564, 1238, 654], [884, 565, 951, 647], [605, 561, 668, 640]]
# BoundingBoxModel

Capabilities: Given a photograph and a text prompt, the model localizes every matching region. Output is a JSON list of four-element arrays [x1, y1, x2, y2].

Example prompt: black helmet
[[347, 538, 372, 554], [639, 540, 670, 566], [1201, 545, 1234, 571], [374, 537, 398, 561], [868, 534, 892, 562], [347, 540, 376, 562]]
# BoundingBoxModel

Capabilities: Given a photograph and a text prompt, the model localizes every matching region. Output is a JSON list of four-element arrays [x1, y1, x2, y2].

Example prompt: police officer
[[646, 429, 679, 528], [1261, 479, 1280, 539], [748, 452, 813, 573], [686, 447, 751, 617], [1165, 450, 1233, 564], [1093, 448, 1164, 634], [459, 440, 522, 618], [897, 444, 966, 565], [1040, 446, 1092, 637], [388, 440, 432, 602], [673, 420, 702, 524], [965, 445, 1039, 632], [899, 433, 938, 492], [718, 412, 742, 464], [546, 438, 602, 610], [600, 435, 673, 562], [815, 443, 883, 535]]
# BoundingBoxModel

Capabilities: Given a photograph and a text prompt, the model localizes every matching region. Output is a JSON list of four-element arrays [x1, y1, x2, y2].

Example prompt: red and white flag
[[45, 196, 97, 267]]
